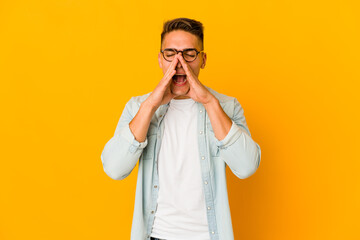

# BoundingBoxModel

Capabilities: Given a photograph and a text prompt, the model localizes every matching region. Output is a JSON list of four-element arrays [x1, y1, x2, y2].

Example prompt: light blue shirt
[[101, 87, 261, 240]]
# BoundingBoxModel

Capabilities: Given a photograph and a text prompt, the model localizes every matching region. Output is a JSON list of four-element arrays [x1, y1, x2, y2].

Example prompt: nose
[[176, 61, 182, 68], [176, 53, 182, 68]]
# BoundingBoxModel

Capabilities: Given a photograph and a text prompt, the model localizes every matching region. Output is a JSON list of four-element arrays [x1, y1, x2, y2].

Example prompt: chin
[[170, 83, 190, 97]]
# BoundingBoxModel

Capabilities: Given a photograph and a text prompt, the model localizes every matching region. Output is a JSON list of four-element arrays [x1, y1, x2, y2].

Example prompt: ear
[[158, 52, 163, 68], [201, 52, 207, 69]]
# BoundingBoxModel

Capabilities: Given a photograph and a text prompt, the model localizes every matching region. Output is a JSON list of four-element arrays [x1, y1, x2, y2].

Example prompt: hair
[[160, 18, 204, 50]]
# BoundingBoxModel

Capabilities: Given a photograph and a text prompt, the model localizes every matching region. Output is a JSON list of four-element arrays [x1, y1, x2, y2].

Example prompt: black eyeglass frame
[[160, 48, 204, 62]]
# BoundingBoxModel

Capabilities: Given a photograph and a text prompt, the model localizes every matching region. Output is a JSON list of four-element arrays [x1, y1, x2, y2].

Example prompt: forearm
[[129, 99, 157, 142], [203, 96, 233, 141], [217, 125, 261, 179], [205, 96, 261, 179], [101, 126, 145, 180], [101, 98, 153, 180]]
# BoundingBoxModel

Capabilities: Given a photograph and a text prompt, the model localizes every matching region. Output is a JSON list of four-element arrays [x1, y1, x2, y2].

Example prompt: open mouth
[[172, 74, 187, 86]]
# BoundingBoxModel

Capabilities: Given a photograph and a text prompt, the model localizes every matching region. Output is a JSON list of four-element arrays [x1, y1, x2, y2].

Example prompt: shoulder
[[128, 87, 236, 106], [125, 87, 242, 118], [128, 92, 152, 105], [123, 92, 152, 116], [205, 86, 236, 104]]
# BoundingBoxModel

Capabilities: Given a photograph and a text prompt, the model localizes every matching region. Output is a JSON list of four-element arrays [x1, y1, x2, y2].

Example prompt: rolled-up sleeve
[[216, 99, 261, 179], [101, 98, 147, 180], [215, 120, 243, 149]]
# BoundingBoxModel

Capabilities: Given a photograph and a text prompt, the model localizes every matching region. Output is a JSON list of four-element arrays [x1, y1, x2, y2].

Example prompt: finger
[[160, 69, 176, 89], [184, 87, 194, 101], [177, 55, 199, 88], [169, 55, 180, 76], [167, 54, 180, 74], [161, 55, 179, 84], [177, 54, 194, 78], [184, 88, 192, 97]]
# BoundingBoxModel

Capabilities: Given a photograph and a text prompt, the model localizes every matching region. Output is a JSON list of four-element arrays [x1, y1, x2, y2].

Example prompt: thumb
[[184, 87, 193, 99]]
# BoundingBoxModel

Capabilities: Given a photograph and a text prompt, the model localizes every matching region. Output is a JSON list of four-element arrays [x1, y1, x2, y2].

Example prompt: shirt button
[[159, 115, 163, 117], [204, 181, 208, 185], [201, 156, 205, 160], [199, 131, 203, 134], [200, 110, 203, 113], [207, 206, 211, 210], [212, 231, 215, 234], [151, 211, 154, 214], [154, 185, 158, 188]]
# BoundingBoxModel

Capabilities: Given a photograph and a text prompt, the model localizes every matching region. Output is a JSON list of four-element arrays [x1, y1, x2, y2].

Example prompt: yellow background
[[1, 0, 359, 239]]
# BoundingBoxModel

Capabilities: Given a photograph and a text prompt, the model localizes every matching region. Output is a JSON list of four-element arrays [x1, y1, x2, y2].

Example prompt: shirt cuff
[[119, 124, 148, 153], [215, 120, 243, 149]]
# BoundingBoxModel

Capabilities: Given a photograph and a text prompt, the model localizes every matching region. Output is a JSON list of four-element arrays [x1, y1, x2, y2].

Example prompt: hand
[[145, 55, 180, 109], [177, 53, 215, 105]]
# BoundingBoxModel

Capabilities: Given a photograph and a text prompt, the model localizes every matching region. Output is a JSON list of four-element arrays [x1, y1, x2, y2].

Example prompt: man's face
[[158, 30, 207, 99]]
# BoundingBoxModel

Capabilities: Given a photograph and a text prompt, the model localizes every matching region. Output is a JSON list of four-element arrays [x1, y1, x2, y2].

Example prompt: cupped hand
[[177, 53, 215, 105], [145, 55, 179, 109]]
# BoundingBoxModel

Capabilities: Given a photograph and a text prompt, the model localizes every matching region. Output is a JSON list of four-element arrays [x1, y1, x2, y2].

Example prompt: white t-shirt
[[150, 98, 210, 240]]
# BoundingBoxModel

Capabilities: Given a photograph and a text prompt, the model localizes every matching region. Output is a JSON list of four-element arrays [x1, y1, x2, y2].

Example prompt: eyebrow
[[164, 48, 197, 51]]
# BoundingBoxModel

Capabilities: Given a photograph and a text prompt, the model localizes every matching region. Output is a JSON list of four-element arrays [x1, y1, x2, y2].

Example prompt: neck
[[174, 96, 191, 100]]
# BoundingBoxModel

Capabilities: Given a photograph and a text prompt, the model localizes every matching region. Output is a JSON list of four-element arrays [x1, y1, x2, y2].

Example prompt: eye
[[184, 50, 196, 57], [164, 50, 176, 57]]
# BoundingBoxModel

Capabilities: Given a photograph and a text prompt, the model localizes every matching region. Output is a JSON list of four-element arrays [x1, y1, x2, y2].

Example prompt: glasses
[[160, 48, 204, 62]]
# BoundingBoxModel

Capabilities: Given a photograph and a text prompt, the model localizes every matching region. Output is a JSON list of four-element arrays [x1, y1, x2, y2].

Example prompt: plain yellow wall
[[1, 0, 359, 239]]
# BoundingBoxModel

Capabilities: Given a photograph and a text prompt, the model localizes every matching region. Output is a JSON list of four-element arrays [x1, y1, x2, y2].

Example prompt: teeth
[[173, 74, 187, 84], [174, 76, 187, 83]]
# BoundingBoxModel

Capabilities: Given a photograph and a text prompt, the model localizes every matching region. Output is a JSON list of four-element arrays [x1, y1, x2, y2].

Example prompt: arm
[[203, 96, 233, 140], [100, 98, 155, 180], [205, 97, 261, 179], [101, 54, 180, 180], [174, 53, 261, 179]]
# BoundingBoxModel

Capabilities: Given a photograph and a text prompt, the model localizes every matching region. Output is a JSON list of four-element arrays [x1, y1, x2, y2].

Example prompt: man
[[101, 18, 261, 240]]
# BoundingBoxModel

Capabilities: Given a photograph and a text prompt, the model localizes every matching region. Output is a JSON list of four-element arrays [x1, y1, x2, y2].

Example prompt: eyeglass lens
[[163, 49, 197, 62]]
